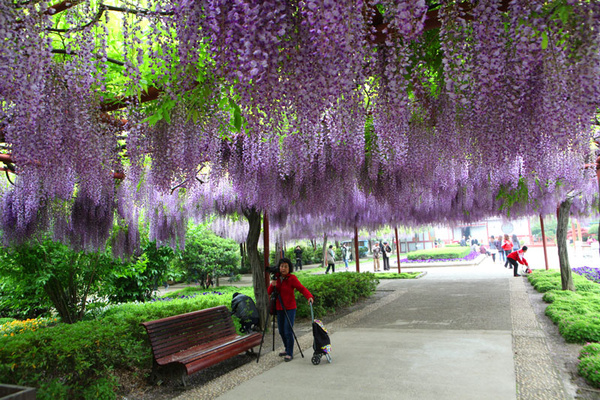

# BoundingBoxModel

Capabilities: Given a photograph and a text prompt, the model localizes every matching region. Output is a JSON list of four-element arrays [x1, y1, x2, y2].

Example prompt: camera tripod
[[256, 286, 304, 362]]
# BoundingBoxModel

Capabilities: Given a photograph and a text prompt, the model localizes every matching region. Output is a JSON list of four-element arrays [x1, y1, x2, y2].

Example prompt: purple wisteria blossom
[[572, 267, 600, 285]]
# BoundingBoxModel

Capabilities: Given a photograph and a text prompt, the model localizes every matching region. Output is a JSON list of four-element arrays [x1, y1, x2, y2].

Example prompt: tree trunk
[[240, 243, 245, 269], [243, 207, 269, 329], [556, 198, 575, 291], [322, 233, 328, 268]]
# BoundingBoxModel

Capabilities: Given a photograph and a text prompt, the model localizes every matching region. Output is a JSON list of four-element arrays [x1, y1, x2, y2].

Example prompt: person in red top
[[502, 234, 514, 268], [268, 258, 314, 362], [506, 246, 529, 276]]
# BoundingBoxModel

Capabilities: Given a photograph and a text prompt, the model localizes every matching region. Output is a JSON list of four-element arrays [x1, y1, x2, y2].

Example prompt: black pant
[[326, 262, 335, 274], [503, 250, 512, 267], [507, 258, 519, 275], [382, 256, 390, 270], [295, 257, 302, 271]]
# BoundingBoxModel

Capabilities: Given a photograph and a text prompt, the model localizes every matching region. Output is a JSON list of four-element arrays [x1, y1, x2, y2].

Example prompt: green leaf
[[541, 31, 549, 50], [233, 109, 242, 131]]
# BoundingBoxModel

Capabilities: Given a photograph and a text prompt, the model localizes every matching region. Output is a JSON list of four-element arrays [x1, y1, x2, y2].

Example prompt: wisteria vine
[[0, 0, 599, 252]]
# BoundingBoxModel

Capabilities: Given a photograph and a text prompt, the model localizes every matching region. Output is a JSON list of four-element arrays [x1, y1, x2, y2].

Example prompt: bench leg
[[181, 373, 188, 387], [149, 360, 161, 385], [246, 347, 259, 358]]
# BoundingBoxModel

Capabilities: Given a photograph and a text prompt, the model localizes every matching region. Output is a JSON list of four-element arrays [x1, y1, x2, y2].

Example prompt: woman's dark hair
[[521, 246, 528, 251], [277, 257, 293, 270]]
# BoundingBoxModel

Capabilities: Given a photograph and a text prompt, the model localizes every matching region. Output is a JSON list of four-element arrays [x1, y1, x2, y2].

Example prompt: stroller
[[310, 303, 332, 365]]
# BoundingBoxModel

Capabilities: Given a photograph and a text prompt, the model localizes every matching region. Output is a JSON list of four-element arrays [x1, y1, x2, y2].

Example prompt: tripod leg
[[278, 294, 304, 359], [272, 310, 276, 351], [256, 313, 271, 363]]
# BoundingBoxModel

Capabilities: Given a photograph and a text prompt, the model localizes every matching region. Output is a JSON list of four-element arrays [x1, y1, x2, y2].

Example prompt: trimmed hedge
[[294, 272, 378, 318], [0, 273, 378, 399], [579, 343, 600, 388], [528, 270, 600, 388], [406, 246, 470, 260], [376, 272, 422, 279]]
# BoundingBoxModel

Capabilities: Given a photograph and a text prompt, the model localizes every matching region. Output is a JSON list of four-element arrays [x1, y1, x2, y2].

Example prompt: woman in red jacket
[[506, 246, 529, 277], [502, 234, 513, 268], [268, 258, 314, 362]]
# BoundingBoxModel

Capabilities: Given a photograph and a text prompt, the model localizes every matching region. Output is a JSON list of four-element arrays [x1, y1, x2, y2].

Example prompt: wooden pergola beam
[[370, 0, 512, 45], [44, 0, 84, 15]]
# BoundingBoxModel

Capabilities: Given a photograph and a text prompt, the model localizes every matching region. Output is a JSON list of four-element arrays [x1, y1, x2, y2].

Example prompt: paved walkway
[[171, 249, 597, 400]]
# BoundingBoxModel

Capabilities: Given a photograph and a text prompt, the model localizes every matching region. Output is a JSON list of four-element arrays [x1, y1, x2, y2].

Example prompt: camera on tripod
[[266, 264, 280, 280]]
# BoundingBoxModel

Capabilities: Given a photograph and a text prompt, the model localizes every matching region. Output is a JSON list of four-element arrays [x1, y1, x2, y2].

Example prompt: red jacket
[[507, 249, 528, 266], [267, 274, 313, 311], [501, 240, 513, 251]]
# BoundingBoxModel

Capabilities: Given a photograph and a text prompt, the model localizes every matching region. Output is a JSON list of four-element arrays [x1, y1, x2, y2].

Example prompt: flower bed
[[400, 249, 478, 263], [573, 267, 600, 285]]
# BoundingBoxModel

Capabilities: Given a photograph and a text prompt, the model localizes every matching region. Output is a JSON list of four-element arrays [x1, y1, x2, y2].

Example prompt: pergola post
[[263, 213, 270, 288], [540, 214, 549, 270], [354, 225, 360, 273], [395, 226, 401, 274]]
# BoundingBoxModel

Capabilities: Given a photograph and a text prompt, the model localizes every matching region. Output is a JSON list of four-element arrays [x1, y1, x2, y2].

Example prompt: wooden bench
[[141, 305, 262, 385]]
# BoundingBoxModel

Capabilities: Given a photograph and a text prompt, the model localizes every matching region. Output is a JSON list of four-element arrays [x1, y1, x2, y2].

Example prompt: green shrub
[[295, 272, 378, 318], [530, 270, 600, 343], [0, 319, 139, 400], [530, 270, 600, 387], [0, 273, 377, 399], [358, 246, 368, 258], [406, 247, 470, 260], [529, 270, 600, 294], [376, 272, 421, 279], [172, 225, 241, 284], [579, 343, 600, 388]]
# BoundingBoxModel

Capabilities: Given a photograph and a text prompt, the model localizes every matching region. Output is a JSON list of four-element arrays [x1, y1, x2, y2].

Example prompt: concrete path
[[173, 252, 586, 400]]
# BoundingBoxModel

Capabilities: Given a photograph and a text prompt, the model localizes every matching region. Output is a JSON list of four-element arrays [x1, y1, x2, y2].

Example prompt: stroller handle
[[309, 301, 314, 321]]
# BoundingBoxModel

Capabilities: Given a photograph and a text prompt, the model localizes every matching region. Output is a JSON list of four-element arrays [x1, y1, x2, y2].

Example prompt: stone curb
[[510, 277, 569, 400]]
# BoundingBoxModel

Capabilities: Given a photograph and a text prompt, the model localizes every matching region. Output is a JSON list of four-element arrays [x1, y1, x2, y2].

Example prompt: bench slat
[[142, 306, 237, 359], [148, 320, 234, 358], [184, 332, 262, 375], [141, 305, 261, 380]]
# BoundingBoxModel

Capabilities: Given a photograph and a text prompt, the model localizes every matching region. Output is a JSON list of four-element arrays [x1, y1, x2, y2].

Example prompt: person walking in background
[[294, 245, 303, 271], [382, 241, 392, 271], [479, 243, 490, 257], [372, 242, 381, 272], [341, 243, 350, 271], [268, 258, 314, 362], [489, 236, 498, 262], [495, 235, 505, 262], [502, 234, 514, 268], [512, 234, 520, 251], [506, 246, 529, 277], [325, 245, 336, 274]]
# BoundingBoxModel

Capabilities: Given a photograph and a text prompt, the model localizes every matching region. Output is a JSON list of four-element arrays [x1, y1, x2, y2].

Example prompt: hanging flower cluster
[[0, 0, 599, 249]]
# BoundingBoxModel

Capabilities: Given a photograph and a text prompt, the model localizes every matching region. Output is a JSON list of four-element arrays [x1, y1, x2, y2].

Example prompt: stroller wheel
[[311, 354, 321, 365]]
